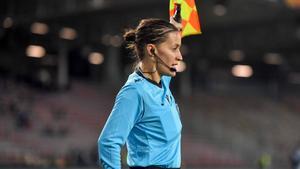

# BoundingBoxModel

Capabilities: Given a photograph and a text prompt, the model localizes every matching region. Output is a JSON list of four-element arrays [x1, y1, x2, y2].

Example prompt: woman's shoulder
[[120, 72, 145, 93], [126, 71, 145, 86]]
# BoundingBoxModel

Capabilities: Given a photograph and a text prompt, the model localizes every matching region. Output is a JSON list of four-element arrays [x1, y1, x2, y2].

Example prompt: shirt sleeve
[[98, 85, 142, 169]]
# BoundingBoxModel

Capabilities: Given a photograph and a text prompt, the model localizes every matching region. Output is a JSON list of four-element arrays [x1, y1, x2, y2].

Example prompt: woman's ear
[[146, 44, 156, 57], [146, 44, 156, 61], [145, 44, 157, 63]]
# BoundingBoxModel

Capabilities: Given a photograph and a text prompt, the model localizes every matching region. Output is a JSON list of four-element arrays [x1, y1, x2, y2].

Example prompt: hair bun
[[123, 29, 136, 43]]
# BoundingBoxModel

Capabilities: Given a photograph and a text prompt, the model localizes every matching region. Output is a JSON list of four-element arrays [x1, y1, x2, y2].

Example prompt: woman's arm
[[98, 85, 142, 169]]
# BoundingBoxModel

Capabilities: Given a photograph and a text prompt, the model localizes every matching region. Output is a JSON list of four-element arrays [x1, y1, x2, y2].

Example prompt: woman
[[98, 18, 183, 169]]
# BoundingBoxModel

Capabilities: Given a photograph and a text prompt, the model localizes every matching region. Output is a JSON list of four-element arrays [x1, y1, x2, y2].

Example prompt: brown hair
[[123, 18, 179, 62]]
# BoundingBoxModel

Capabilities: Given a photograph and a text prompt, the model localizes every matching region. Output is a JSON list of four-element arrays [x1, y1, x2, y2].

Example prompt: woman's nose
[[176, 52, 183, 61]]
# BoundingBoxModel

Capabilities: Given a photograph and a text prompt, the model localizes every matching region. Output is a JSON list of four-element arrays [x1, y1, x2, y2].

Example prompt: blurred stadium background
[[0, 0, 300, 168]]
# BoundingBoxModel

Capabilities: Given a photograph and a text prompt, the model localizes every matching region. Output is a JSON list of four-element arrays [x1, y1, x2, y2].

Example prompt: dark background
[[0, 0, 300, 168]]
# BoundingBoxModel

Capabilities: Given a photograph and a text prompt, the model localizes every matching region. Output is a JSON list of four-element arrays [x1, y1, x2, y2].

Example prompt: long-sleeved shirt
[[98, 70, 182, 169]]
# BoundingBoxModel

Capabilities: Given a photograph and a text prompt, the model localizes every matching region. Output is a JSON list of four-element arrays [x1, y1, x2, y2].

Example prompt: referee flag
[[169, 0, 202, 37]]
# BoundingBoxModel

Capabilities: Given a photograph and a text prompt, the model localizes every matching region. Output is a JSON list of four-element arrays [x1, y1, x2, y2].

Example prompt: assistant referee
[[98, 18, 183, 169]]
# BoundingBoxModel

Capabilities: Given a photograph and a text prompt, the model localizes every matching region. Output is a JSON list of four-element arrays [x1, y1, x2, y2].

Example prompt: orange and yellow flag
[[285, 0, 300, 9], [169, 0, 202, 37]]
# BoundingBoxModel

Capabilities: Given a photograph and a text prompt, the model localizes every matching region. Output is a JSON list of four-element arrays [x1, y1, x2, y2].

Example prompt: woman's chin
[[169, 71, 177, 77], [160, 69, 177, 77]]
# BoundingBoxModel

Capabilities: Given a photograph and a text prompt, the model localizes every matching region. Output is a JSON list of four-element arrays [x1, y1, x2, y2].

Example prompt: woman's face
[[155, 31, 182, 77]]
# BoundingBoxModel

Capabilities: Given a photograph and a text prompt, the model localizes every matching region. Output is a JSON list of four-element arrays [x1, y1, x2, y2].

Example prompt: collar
[[135, 68, 162, 88]]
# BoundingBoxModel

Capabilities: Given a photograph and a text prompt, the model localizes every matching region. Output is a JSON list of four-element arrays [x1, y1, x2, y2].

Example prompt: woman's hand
[[170, 17, 182, 32]]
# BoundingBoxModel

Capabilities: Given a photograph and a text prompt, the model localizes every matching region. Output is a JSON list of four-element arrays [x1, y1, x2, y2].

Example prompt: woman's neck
[[139, 62, 161, 84]]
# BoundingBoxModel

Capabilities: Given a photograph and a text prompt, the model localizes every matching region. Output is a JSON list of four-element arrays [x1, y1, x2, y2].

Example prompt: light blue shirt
[[98, 70, 182, 169]]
